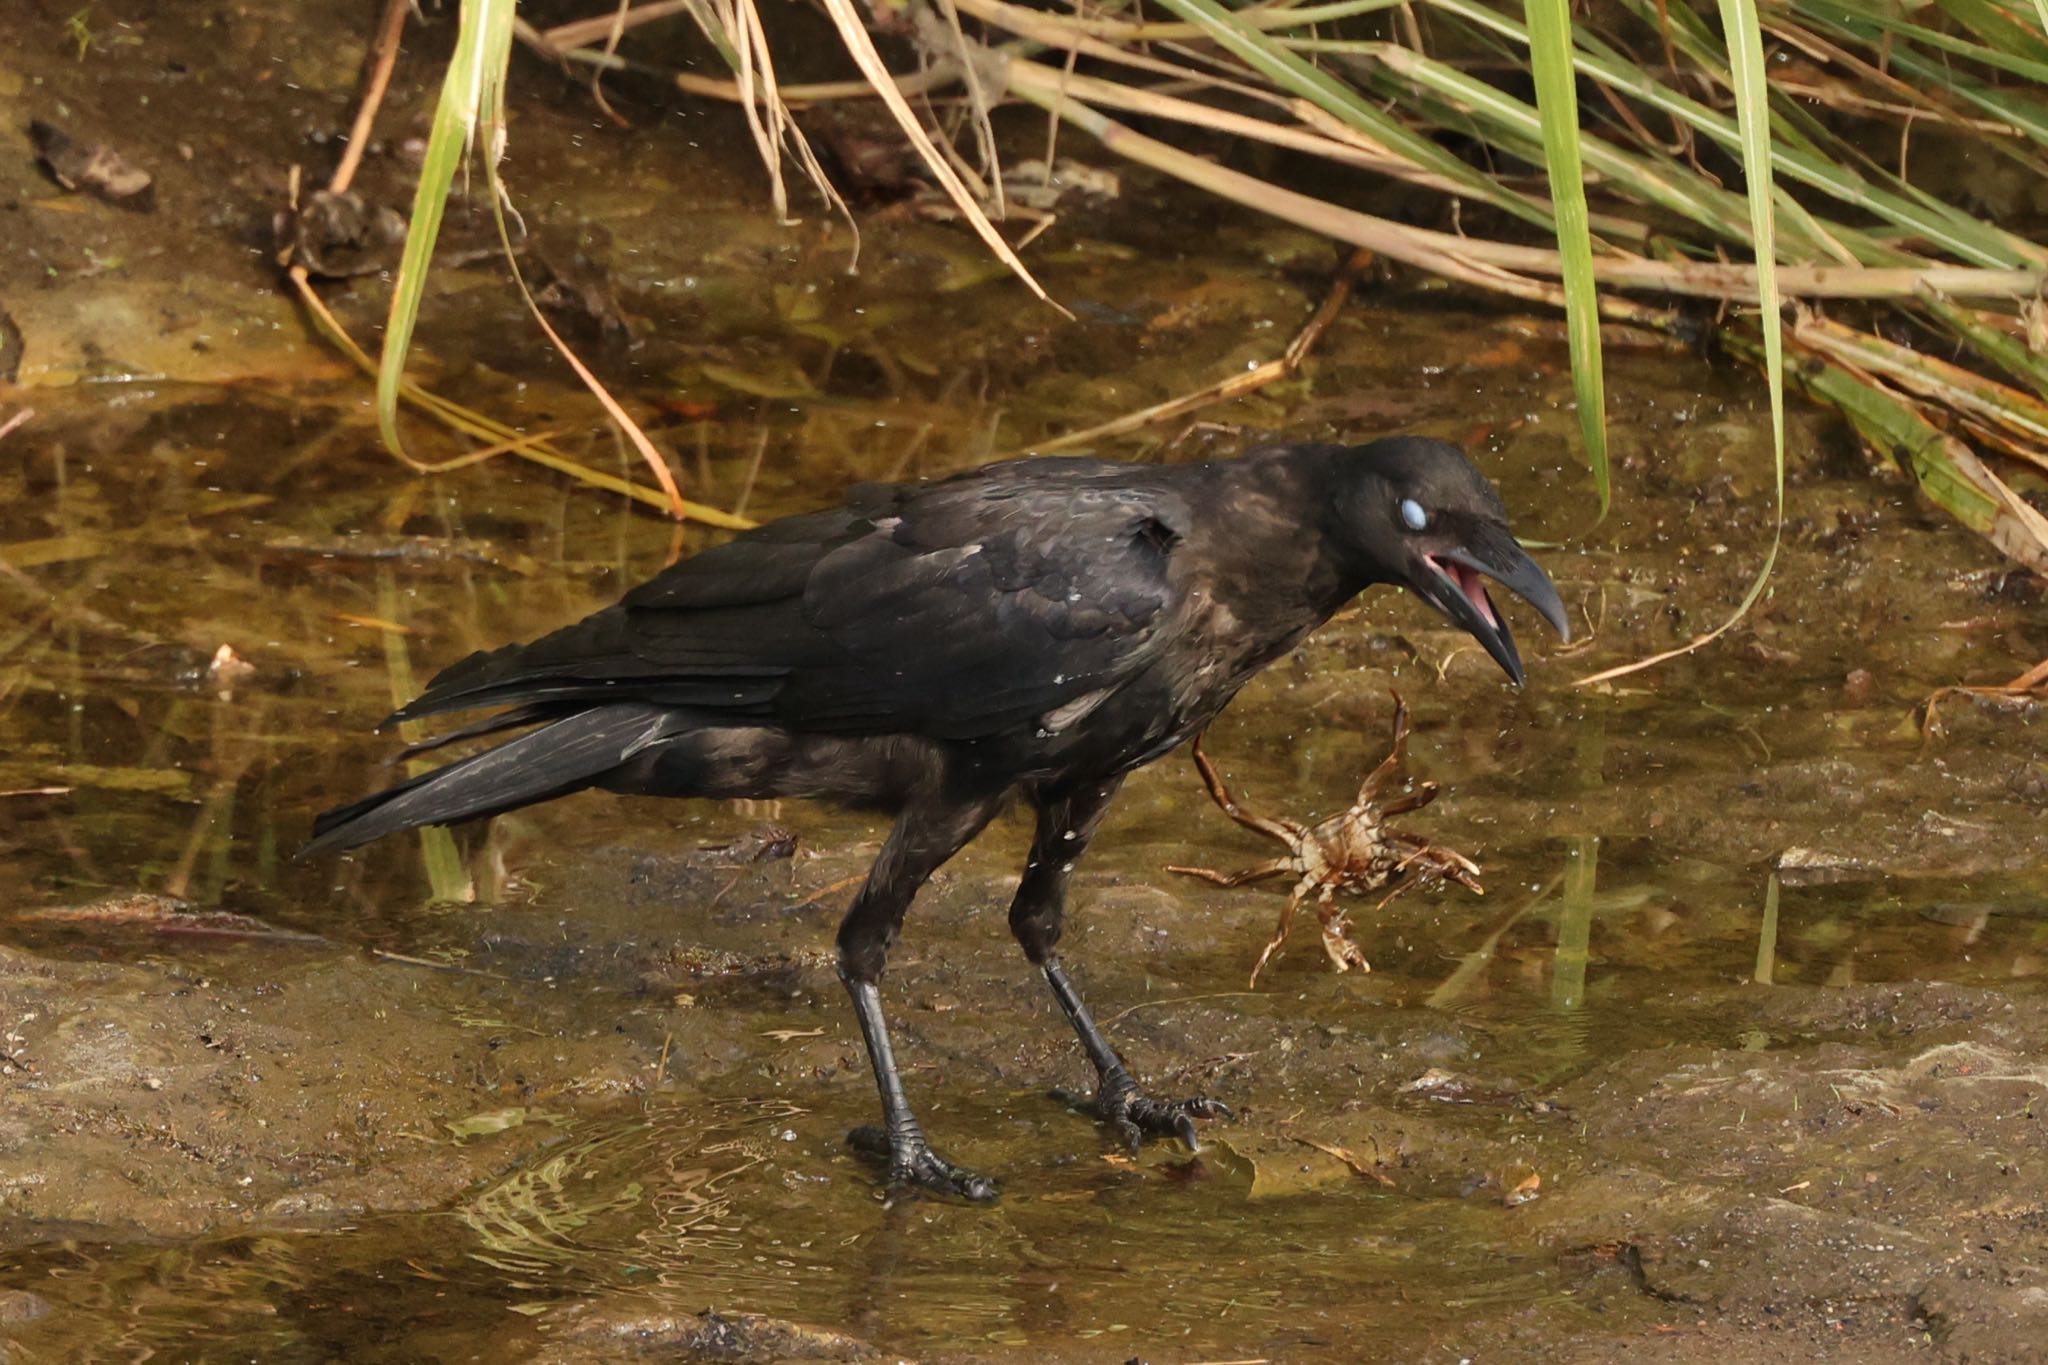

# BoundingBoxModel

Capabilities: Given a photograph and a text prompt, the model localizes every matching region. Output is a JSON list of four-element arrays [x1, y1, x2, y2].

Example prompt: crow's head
[[1338, 436, 1570, 686]]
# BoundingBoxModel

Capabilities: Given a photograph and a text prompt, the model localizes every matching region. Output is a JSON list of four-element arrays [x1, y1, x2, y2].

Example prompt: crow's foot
[[847, 1125, 999, 1203], [1058, 1069, 1232, 1152]]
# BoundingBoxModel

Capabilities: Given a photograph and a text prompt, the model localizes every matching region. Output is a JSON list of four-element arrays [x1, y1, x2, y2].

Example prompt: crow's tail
[[302, 703, 684, 857]]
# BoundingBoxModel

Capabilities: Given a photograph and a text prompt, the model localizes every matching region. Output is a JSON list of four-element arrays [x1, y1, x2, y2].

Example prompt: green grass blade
[[1934, 0, 2048, 61], [1361, 45, 1768, 247], [376, 0, 518, 461], [1790, 0, 2048, 155], [1524, 0, 1608, 512], [1881, 49, 2048, 151], [1722, 0, 1785, 488], [1750, 318, 2048, 572], [1576, 0, 1787, 684], [1429, 0, 2028, 267], [1796, 313, 2048, 457], [1143, 0, 1559, 230], [1920, 296, 2048, 400], [1720, 0, 1785, 577], [1799, 0, 2048, 80]]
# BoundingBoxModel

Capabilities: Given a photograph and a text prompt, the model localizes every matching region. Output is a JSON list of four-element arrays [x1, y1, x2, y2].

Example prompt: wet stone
[[539, 1303, 885, 1362]]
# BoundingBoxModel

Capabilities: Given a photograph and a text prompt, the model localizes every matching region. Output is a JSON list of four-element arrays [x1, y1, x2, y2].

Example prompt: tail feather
[[303, 703, 684, 857], [380, 608, 637, 728], [387, 702, 569, 763]]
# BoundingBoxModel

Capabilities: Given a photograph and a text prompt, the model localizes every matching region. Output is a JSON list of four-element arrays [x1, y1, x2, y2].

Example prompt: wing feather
[[391, 460, 1191, 740]]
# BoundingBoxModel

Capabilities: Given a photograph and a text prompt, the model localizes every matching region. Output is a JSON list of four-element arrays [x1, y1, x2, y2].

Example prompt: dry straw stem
[[994, 61, 1513, 200], [1920, 656, 2048, 741], [333, 0, 411, 195], [538, 0, 698, 49], [1016, 248, 1374, 456], [819, 0, 1064, 313], [537, 37, 964, 107], [564, 15, 2046, 305], [725, 0, 855, 233], [964, 0, 1412, 43], [1772, 327, 2048, 578], [999, 55, 2042, 301], [1792, 312, 2048, 468]]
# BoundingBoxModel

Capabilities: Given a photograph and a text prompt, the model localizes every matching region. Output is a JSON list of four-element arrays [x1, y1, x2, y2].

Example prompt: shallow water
[[4, 7, 2047, 1361], [6, 334, 2044, 1360]]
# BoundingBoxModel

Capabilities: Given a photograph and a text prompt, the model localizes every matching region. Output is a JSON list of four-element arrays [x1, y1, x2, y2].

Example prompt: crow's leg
[[838, 786, 1004, 1202], [1010, 779, 1232, 1153], [1042, 962, 1233, 1152]]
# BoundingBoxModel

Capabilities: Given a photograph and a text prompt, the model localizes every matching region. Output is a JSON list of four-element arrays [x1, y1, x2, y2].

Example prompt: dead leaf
[[206, 644, 255, 698], [19, 894, 325, 944], [760, 1028, 825, 1042], [30, 120, 154, 209], [1292, 1135, 1395, 1186]]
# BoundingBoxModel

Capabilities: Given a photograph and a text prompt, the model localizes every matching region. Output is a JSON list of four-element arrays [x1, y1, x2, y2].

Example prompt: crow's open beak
[[1411, 523, 1570, 686]]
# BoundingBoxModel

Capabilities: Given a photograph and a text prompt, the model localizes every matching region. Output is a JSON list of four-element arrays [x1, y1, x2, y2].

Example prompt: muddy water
[[5, 7, 2048, 1362]]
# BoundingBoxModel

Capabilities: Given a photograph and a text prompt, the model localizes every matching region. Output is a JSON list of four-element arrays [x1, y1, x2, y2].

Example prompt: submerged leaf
[[0, 764, 192, 796], [447, 1107, 564, 1140]]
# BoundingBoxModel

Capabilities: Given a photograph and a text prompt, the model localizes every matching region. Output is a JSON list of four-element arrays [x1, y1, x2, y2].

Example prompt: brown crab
[[1168, 692, 1484, 987]]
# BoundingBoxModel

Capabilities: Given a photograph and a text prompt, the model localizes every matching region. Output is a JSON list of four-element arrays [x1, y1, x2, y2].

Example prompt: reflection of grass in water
[[1754, 872, 1781, 986], [455, 1098, 804, 1286], [7, 1234, 316, 1359], [1550, 836, 1598, 1011], [377, 566, 473, 905], [458, 1126, 651, 1276]]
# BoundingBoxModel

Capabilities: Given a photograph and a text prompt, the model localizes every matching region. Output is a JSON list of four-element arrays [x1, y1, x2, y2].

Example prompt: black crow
[[307, 437, 1568, 1200]]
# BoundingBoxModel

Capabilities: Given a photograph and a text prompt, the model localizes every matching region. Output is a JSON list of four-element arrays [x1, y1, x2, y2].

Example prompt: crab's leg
[[1374, 781, 1441, 820], [1248, 875, 1316, 988], [1390, 835, 1484, 891], [1356, 690, 1414, 805], [1313, 881, 1372, 973], [1167, 857, 1294, 888], [1188, 732, 1307, 844], [1383, 837, 1485, 896], [1374, 878, 1419, 912]]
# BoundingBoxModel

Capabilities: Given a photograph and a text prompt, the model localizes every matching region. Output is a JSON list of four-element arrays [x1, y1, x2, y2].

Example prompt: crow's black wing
[[386, 503, 878, 725], [779, 478, 1187, 737], [390, 466, 1191, 740]]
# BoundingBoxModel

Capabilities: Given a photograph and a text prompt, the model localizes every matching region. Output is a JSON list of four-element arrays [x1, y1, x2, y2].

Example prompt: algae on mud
[[3, 1, 2048, 1360]]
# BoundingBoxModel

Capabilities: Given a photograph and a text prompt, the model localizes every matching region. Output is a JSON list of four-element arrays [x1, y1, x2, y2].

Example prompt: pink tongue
[[1451, 563, 1498, 627]]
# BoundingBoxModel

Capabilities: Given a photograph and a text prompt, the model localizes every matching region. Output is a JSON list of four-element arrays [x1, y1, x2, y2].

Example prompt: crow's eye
[[1398, 497, 1429, 532]]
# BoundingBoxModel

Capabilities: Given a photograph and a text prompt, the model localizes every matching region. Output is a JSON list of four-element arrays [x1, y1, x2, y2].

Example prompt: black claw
[[846, 1126, 999, 1203], [1059, 1076, 1233, 1153]]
